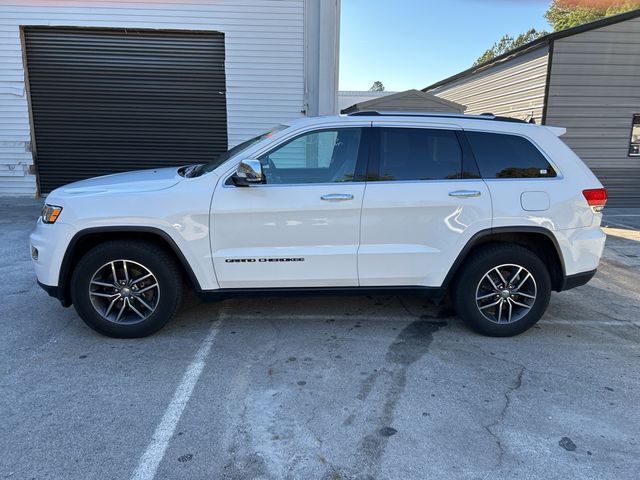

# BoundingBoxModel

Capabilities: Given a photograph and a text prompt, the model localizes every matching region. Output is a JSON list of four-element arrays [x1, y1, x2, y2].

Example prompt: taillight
[[583, 188, 607, 212]]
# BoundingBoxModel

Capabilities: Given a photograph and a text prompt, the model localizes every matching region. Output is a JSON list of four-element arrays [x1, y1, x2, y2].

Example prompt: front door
[[210, 127, 368, 288], [358, 124, 493, 287]]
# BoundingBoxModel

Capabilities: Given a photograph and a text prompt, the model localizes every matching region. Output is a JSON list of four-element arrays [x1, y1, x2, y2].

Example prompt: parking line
[[603, 220, 640, 231], [542, 319, 640, 327], [130, 320, 220, 480]]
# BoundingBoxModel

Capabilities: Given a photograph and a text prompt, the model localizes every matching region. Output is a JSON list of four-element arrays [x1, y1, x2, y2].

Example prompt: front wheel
[[70, 240, 183, 338], [452, 244, 551, 337]]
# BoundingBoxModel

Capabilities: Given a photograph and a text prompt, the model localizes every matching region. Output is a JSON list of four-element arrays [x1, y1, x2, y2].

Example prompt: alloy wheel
[[475, 264, 537, 324], [88, 259, 160, 324]]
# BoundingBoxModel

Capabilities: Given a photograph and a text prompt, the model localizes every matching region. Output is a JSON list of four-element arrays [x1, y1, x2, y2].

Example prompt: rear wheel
[[71, 240, 183, 338], [452, 244, 551, 337]]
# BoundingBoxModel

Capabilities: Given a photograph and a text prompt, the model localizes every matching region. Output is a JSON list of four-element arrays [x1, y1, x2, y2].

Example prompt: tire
[[71, 240, 183, 338], [452, 243, 551, 337]]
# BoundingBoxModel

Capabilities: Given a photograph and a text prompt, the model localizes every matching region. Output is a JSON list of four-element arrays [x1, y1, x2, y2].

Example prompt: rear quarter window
[[465, 131, 556, 179]]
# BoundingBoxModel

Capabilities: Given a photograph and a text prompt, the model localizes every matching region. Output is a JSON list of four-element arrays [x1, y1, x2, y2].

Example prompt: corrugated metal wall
[[545, 17, 640, 207], [24, 27, 227, 193], [429, 48, 550, 123], [0, 0, 306, 196]]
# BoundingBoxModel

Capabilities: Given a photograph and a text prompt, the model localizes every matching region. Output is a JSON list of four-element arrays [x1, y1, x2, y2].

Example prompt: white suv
[[30, 112, 608, 338]]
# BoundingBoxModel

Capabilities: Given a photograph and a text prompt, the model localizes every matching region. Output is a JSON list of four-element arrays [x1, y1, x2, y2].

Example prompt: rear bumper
[[560, 269, 597, 292], [554, 226, 606, 277]]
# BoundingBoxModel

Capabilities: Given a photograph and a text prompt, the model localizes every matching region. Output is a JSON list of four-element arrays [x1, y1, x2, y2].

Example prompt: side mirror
[[232, 159, 264, 186]]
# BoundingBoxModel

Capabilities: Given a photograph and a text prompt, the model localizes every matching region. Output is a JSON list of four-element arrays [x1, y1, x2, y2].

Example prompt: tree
[[473, 28, 548, 66], [369, 81, 385, 92], [545, 0, 640, 31], [473, 1, 640, 66]]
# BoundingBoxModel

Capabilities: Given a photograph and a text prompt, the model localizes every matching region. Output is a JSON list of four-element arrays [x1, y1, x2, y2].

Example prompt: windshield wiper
[[180, 164, 203, 178]]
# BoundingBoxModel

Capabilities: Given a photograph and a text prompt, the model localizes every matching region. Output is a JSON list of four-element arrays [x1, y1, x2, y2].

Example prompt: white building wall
[[0, 0, 339, 196]]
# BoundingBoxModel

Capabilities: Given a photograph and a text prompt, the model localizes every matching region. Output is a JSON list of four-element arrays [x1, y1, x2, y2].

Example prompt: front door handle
[[449, 190, 481, 198], [321, 193, 354, 201]]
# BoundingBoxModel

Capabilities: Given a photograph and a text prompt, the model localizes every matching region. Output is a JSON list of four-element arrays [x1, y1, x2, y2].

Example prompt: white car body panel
[[210, 182, 365, 288], [554, 226, 606, 276], [30, 220, 77, 287], [40, 170, 221, 290], [358, 178, 492, 286], [209, 118, 370, 288], [358, 120, 493, 287], [53, 167, 182, 195], [458, 121, 607, 277], [30, 113, 606, 299]]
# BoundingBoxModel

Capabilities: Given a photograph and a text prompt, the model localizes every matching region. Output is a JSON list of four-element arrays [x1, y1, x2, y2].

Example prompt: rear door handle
[[321, 193, 354, 201], [449, 190, 481, 198]]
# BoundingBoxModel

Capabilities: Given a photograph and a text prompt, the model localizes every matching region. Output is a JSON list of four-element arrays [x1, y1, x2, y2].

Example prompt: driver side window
[[259, 128, 362, 184]]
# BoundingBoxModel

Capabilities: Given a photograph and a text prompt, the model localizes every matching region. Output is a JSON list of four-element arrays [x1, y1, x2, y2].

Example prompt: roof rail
[[346, 110, 529, 124]]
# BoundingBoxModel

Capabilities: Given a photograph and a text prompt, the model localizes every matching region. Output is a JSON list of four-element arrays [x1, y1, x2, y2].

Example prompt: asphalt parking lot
[[1, 198, 639, 480]]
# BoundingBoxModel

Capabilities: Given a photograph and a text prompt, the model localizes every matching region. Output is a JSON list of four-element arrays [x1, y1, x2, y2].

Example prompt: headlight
[[41, 204, 63, 224]]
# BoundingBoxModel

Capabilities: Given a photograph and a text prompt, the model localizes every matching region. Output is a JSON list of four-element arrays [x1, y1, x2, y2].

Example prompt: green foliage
[[545, 0, 640, 31], [472, 1, 640, 66], [545, 2, 601, 30], [368, 81, 385, 92], [605, 1, 640, 15], [473, 28, 548, 66]]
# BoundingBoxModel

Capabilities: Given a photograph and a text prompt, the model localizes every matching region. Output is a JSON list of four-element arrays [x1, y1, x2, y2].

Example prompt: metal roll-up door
[[24, 27, 227, 193]]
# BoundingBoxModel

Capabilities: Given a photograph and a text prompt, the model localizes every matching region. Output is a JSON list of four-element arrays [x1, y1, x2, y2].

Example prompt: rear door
[[358, 124, 493, 287]]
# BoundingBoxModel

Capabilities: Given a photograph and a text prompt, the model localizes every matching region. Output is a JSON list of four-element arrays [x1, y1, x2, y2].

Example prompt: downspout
[[541, 39, 555, 125]]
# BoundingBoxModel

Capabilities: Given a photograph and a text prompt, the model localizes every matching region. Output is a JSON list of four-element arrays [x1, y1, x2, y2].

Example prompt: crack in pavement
[[470, 345, 573, 381], [303, 404, 345, 479], [481, 366, 525, 479]]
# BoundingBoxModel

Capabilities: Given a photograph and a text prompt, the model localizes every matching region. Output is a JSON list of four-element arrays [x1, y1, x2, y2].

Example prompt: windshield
[[193, 124, 288, 176]]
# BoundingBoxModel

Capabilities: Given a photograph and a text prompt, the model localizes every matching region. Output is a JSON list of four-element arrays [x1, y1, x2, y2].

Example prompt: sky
[[339, 0, 552, 92]]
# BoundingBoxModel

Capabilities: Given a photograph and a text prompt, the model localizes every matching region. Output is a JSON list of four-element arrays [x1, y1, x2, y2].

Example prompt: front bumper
[[30, 220, 76, 304], [36, 280, 69, 306]]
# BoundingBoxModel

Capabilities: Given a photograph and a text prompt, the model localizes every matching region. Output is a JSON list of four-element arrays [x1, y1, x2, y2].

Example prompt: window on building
[[373, 128, 464, 181], [465, 131, 556, 179], [629, 114, 640, 157]]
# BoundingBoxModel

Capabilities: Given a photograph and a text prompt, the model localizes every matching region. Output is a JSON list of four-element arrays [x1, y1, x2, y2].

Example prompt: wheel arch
[[57, 226, 201, 306], [443, 226, 566, 292]]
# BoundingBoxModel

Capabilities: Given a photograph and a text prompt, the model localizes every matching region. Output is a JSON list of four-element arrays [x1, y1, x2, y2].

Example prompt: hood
[[51, 167, 183, 197]]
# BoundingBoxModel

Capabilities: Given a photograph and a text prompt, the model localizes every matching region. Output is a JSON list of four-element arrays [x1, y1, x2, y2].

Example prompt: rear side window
[[465, 131, 556, 179], [374, 128, 464, 181]]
